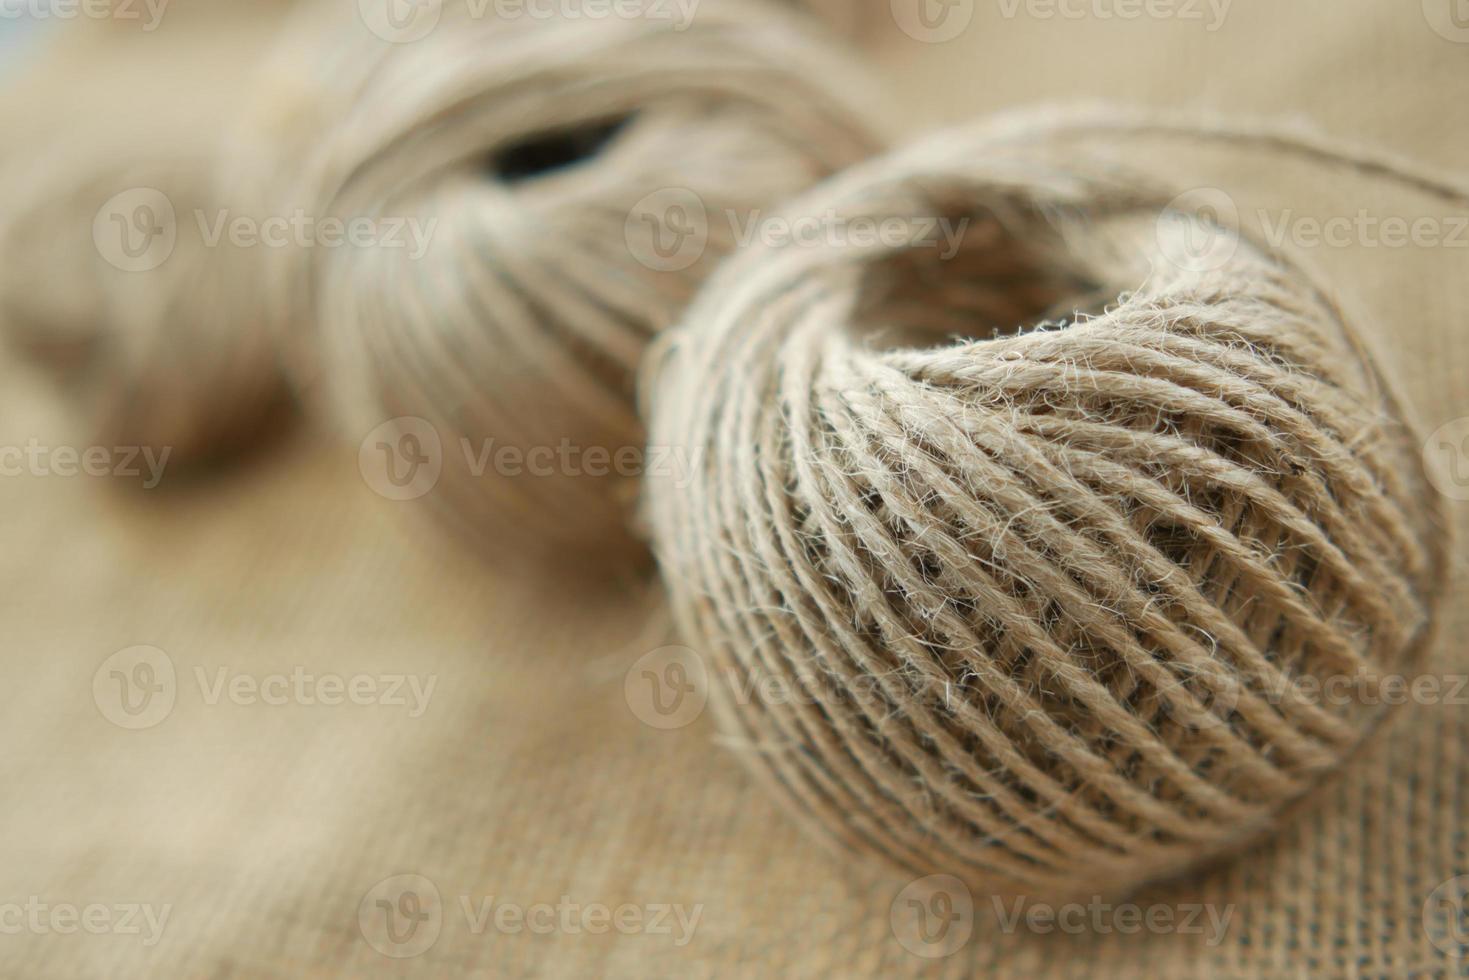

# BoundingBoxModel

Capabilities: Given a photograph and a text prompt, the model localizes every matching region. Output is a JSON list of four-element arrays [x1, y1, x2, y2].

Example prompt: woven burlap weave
[[0, 1, 1464, 976]]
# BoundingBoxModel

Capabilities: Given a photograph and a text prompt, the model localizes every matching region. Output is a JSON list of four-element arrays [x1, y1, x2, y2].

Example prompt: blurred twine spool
[[0, 0, 882, 511], [250, 0, 889, 558], [0, 9, 293, 464], [0, 146, 289, 461], [645, 107, 1462, 897]]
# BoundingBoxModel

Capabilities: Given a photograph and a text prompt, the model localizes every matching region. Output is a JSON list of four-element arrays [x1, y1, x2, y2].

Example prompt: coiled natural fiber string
[[0, 0, 879, 500], [0, 144, 291, 461], [644, 105, 1466, 898], [0, 10, 294, 462], [235, 0, 890, 559]]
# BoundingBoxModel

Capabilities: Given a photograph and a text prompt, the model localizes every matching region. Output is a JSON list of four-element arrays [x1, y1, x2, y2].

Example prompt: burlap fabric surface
[[0, 1, 1465, 976]]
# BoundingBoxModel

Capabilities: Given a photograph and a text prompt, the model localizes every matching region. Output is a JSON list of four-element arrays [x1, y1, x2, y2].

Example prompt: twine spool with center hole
[[644, 112, 1454, 898]]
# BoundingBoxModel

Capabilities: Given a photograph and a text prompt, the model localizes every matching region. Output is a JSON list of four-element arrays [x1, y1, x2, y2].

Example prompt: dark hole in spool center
[[846, 206, 1108, 351], [488, 113, 637, 183]]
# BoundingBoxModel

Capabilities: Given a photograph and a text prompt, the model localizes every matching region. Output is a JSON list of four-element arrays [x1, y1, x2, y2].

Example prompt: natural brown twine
[[2, 4, 1459, 901], [0, 0, 880, 512], [236, 0, 889, 557], [644, 106, 1465, 898], [0, 13, 293, 463], [3, 145, 297, 462]]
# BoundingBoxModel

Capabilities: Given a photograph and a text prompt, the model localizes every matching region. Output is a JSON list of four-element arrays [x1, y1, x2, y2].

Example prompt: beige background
[[1, 1, 1467, 976]]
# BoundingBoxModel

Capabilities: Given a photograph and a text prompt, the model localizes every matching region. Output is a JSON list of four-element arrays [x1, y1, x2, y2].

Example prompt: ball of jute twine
[[644, 106, 1464, 898], [0, 0, 877, 505], [0, 141, 290, 463], [237, 0, 890, 559], [0, 9, 296, 465]]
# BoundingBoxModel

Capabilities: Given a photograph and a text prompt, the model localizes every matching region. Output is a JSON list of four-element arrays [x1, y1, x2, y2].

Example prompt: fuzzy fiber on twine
[[0, 0, 881, 547], [644, 106, 1464, 898], [259, 0, 889, 556], [0, 1, 1462, 904]]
